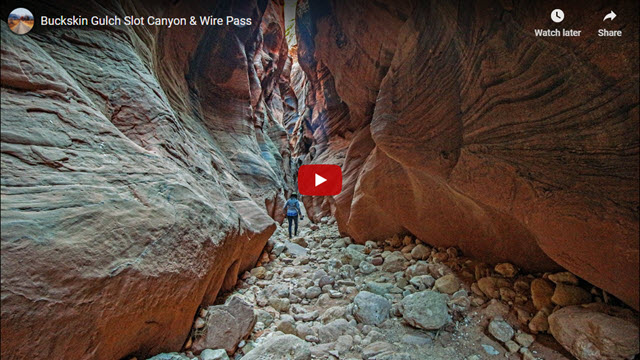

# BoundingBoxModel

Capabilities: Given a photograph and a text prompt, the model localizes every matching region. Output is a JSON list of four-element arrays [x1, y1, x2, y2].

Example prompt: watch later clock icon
[[551, 9, 564, 23]]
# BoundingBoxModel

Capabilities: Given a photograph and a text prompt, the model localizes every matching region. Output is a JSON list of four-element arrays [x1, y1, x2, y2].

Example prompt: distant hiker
[[284, 194, 303, 239]]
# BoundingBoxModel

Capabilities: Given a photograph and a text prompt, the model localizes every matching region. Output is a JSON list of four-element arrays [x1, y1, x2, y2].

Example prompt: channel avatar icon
[[298, 164, 342, 196], [8, 8, 34, 35]]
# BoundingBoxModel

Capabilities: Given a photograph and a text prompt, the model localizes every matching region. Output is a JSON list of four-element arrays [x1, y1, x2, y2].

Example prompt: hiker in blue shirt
[[283, 194, 304, 239]]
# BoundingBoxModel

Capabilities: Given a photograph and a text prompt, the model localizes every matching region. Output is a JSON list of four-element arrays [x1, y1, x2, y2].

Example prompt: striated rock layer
[[1, 0, 294, 359], [293, 0, 639, 309]]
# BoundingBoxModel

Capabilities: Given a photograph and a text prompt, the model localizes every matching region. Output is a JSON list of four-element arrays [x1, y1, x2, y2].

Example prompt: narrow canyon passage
[[0, 1, 638, 360]]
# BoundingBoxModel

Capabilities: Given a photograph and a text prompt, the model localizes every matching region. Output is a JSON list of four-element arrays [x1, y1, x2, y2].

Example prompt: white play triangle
[[315, 173, 327, 186]]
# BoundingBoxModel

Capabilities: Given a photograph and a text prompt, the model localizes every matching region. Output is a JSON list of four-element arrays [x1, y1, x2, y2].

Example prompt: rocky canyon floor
[[144, 216, 639, 360]]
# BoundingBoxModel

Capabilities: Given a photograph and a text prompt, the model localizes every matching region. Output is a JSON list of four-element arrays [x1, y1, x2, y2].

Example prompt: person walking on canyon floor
[[284, 193, 304, 238]]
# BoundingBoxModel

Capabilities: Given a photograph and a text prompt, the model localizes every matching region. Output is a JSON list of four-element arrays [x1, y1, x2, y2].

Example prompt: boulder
[[364, 241, 379, 253], [276, 315, 297, 335], [334, 334, 354, 355], [400, 290, 449, 330], [504, 340, 520, 353], [364, 282, 395, 296], [381, 252, 408, 273], [268, 298, 291, 313], [477, 277, 500, 299], [359, 261, 376, 274], [530, 279, 555, 310], [551, 284, 592, 306], [494, 263, 518, 278], [341, 245, 367, 268], [305, 286, 322, 299], [199, 349, 229, 360], [291, 237, 308, 248], [488, 317, 515, 343], [295, 323, 315, 339], [529, 309, 550, 333], [401, 334, 432, 346], [284, 241, 308, 257], [319, 306, 346, 324], [362, 341, 396, 359], [147, 353, 190, 360], [292, 310, 319, 322], [255, 309, 274, 327], [410, 244, 431, 260], [251, 267, 267, 279], [353, 291, 391, 325], [385, 235, 403, 248], [548, 272, 580, 285], [272, 242, 286, 256], [549, 305, 639, 360], [242, 334, 311, 360], [434, 274, 460, 294], [282, 267, 303, 279], [406, 262, 431, 277], [409, 275, 435, 291], [192, 296, 257, 354], [316, 319, 354, 343], [318, 276, 335, 288], [514, 332, 535, 348]]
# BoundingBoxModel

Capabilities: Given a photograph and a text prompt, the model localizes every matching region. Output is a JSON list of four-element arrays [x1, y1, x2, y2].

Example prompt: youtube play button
[[315, 173, 327, 186], [298, 164, 342, 196]]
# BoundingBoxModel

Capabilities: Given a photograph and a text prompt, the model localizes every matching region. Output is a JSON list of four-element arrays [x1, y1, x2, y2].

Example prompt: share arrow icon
[[603, 11, 616, 21]]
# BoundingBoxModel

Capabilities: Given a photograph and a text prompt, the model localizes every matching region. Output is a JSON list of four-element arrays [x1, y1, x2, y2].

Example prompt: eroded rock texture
[[1, 0, 292, 359], [294, 0, 639, 309]]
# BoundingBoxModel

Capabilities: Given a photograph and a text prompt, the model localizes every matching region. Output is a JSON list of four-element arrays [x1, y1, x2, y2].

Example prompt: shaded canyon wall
[[1, 0, 295, 359], [292, 0, 639, 309]]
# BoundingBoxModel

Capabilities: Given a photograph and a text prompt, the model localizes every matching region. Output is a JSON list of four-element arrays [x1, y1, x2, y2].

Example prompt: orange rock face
[[1, 1, 292, 359], [549, 304, 640, 359], [294, 0, 639, 309]]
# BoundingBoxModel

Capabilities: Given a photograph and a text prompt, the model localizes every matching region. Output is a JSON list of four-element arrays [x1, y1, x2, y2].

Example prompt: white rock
[[488, 317, 515, 343], [199, 349, 229, 360], [359, 261, 376, 274]]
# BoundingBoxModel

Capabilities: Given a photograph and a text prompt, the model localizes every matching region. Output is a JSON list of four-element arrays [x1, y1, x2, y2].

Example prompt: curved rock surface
[[294, 0, 639, 309], [1, 1, 293, 359], [548, 304, 639, 360]]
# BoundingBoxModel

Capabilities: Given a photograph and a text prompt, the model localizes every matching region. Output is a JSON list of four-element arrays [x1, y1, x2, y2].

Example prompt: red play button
[[298, 164, 342, 196]]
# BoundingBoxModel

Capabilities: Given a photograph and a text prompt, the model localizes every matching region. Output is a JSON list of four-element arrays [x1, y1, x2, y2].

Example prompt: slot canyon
[[1, 0, 638, 359]]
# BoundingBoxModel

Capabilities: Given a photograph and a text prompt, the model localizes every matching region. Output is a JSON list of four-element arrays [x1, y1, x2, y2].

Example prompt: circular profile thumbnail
[[8, 8, 34, 35]]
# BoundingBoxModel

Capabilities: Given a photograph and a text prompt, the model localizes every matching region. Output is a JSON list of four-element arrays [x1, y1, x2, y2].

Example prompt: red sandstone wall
[[0, 1, 292, 358], [293, 0, 639, 310]]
